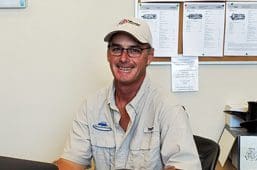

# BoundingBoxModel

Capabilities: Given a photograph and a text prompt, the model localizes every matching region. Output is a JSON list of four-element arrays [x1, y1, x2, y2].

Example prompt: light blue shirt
[[62, 77, 201, 170]]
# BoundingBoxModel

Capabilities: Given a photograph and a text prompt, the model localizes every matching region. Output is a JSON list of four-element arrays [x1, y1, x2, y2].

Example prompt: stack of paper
[[224, 104, 248, 112], [224, 104, 248, 127]]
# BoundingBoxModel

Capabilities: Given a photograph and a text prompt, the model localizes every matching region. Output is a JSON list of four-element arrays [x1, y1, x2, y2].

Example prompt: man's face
[[107, 33, 153, 86]]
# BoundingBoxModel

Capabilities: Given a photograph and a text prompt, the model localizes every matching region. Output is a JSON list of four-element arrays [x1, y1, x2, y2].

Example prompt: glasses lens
[[110, 46, 122, 56], [128, 47, 143, 57]]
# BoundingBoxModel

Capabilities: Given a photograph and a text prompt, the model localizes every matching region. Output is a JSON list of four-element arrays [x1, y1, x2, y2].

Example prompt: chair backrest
[[0, 156, 58, 170], [193, 135, 220, 170]]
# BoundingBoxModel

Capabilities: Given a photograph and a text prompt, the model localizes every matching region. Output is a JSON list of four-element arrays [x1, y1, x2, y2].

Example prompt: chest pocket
[[128, 126, 161, 169], [90, 123, 115, 147], [130, 126, 160, 150], [90, 124, 115, 169]]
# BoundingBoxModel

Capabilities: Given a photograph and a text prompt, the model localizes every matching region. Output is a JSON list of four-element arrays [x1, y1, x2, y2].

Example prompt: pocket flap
[[91, 123, 115, 148]]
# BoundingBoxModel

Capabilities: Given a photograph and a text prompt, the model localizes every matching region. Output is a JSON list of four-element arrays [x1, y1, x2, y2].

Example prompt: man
[[56, 17, 201, 170]]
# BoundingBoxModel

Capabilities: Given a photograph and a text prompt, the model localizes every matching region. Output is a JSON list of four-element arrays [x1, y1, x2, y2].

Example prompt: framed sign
[[239, 136, 257, 170]]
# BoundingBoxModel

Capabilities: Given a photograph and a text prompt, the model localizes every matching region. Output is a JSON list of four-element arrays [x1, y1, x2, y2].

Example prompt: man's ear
[[107, 50, 111, 62], [147, 48, 154, 65]]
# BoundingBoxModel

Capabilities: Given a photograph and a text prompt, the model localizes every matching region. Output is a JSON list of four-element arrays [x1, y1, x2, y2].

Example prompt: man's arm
[[54, 158, 87, 170], [58, 101, 93, 169], [160, 105, 201, 169]]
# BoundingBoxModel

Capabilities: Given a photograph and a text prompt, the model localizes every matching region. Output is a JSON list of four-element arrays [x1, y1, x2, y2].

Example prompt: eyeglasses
[[108, 44, 151, 58]]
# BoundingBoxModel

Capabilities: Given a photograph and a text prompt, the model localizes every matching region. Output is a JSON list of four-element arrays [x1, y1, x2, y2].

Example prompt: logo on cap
[[118, 19, 140, 27]]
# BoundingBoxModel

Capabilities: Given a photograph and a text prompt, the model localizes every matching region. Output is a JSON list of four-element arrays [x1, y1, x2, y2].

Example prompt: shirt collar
[[107, 82, 116, 109], [129, 76, 151, 110]]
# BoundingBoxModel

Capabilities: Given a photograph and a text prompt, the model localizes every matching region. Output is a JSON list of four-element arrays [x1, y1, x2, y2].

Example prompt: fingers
[[164, 165, 177, 170]]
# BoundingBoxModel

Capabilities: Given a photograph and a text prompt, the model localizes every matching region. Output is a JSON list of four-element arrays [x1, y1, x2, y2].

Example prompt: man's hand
[[164, 165, 177, 170], [54, 158, 86, 170]]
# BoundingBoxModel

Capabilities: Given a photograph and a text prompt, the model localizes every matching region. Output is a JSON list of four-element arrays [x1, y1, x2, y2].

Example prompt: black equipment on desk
[[240, 101, 257, 132], [225, 101, 257, 132]]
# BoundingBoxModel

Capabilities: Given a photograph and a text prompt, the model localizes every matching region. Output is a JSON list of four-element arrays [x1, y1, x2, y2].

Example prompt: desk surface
[[225, 125, 257, 137], [219, 125, 257, 169]]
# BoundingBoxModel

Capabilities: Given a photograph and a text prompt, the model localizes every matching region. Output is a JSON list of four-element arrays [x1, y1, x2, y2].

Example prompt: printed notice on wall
[[136, 3, 180, 57], [140, 0, 224, 2], [141, 0, 181, 2], [171, 56, 199, 92], [183, 2, 225, 56], [224, 2, 257, 56], [0, 0, 26, 8]]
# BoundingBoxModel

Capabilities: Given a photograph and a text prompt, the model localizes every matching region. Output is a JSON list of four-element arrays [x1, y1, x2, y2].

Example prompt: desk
[[219, 125, 257, 170]]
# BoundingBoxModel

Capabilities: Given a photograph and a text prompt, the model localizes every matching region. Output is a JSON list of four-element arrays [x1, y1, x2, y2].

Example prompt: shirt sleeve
[[61, 101, 92, 166], [160, 105, 202, 170]]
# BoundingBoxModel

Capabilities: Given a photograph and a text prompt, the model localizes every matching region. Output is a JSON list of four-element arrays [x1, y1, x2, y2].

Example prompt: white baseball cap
[[104, 17, 152, 47]]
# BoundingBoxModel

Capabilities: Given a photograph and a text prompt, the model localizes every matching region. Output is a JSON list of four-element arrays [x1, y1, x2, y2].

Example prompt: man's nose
[[119, 49, 130, 62]]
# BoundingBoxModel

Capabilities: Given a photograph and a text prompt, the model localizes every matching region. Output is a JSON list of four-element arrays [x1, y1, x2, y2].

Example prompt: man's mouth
[[118, 66, 132, 72]]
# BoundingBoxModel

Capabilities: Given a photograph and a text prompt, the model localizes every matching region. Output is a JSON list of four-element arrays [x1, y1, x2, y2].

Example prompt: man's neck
[[114, 76, 145, 132], [114, 77, 145, 105]]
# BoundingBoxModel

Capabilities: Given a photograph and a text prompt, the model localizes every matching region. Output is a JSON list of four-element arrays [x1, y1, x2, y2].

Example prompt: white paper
[[140, 0, 225, 2], [141, 0, 180, 2], [224, 2, 257, 56], [240, 136, 257, 170], [0, 0, 26, 8], [137, 3, 180, 57], [183, 2, 225, 56], [218, 128, 236, 167], [171, 56, 198, 92]]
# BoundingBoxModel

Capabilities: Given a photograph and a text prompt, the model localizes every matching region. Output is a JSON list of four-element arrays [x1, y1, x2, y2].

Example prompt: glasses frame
[[107, 44, 151, 58]]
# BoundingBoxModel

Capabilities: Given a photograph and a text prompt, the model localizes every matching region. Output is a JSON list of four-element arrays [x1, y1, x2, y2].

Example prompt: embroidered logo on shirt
[[148, 127, 154, 131], [144, 127, 155, 133], [93, 121, 112, 131]]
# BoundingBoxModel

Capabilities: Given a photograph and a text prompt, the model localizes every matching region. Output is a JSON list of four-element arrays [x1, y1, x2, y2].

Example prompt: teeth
[[119, 67, 131, 72]]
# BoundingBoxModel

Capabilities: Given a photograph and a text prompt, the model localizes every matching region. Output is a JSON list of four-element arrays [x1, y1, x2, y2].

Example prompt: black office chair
[[0, 156, 58, 170], [193, 135, 220, 170]]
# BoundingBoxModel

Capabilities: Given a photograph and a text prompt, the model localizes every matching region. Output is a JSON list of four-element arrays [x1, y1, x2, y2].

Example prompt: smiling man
[[56, 17, 201, 170]]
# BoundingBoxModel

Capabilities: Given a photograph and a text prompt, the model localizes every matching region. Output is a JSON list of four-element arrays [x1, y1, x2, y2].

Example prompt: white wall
[[0, 0, 256, 163]]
